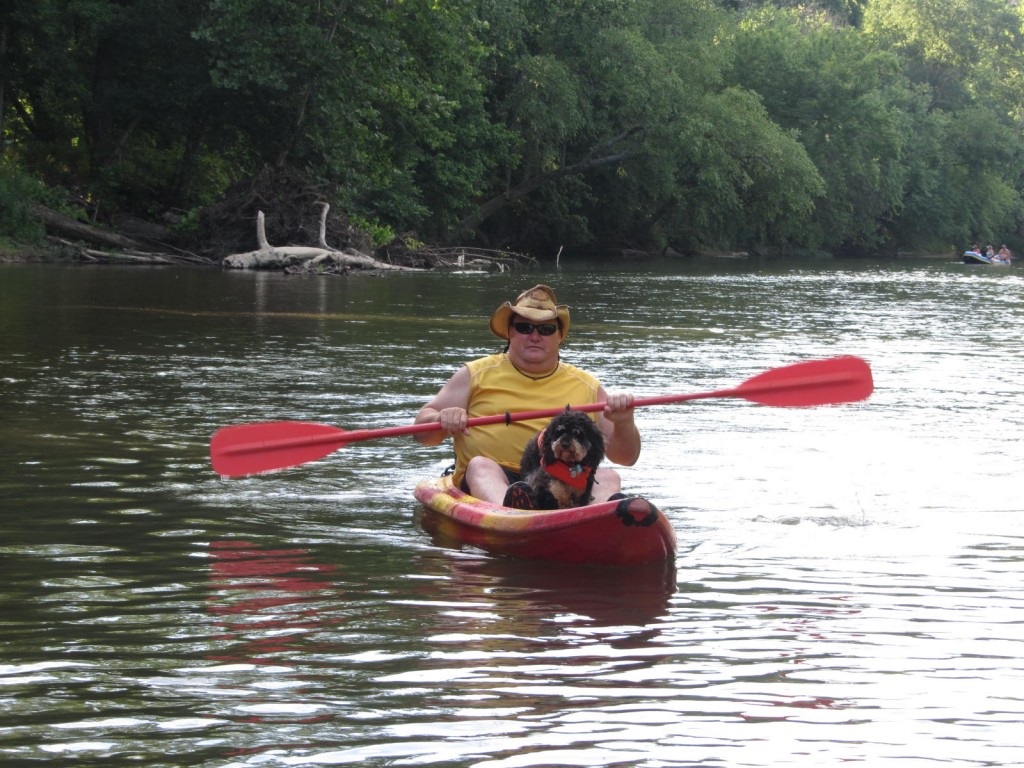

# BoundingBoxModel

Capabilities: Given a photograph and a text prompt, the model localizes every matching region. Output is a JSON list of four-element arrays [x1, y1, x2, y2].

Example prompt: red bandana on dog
[[536, 431, 592, 490]]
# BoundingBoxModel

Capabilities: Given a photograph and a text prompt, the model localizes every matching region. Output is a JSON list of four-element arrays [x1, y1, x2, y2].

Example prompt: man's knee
[[464, 456, 515, 503], [594, 467, 622, 500], [466, 455, 501, 478]]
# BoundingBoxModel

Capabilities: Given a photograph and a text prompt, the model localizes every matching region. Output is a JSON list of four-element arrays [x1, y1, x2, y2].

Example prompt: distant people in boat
[[966, 245, 983, 257], [995, 244, 1013, 264], [414, 284, 641, 508], [986, 245, 997, 260]]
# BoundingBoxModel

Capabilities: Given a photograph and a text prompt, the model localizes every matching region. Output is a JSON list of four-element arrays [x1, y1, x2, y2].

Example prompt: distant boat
[[962, 250, 1011, 266]]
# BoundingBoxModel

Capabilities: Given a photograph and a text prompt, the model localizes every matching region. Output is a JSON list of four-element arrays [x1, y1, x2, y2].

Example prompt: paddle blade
[[210, 421, 352, 477], [735, 355, 873, 407]]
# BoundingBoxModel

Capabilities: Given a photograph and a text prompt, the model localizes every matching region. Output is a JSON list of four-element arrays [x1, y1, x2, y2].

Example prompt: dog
[[518, 409, 605, 509]]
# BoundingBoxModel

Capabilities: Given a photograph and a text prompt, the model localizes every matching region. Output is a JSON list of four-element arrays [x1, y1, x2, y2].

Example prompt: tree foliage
[[2, 0, 1024, 257], [730, 8, 912, 251]]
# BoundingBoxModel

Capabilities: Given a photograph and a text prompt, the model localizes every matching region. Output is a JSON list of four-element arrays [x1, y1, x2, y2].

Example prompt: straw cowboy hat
[[489, 284, 571, 341]]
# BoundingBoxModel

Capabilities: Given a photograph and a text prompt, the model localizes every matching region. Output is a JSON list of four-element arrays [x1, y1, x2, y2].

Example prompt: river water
[[1, 259, 1022, 767]]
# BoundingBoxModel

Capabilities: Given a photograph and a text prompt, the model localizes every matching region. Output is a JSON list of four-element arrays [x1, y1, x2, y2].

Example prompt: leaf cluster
[[2, 0, 1023, 257]]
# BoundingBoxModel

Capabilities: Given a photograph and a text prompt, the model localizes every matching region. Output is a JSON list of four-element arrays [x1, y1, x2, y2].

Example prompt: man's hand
[[602, 392, 636, 423]]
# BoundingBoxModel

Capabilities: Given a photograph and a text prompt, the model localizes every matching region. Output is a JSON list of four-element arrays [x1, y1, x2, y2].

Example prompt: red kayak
[[415, 475, 677, 566]]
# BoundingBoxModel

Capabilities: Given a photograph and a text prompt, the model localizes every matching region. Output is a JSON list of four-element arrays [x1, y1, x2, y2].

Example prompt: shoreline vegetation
[[0, 168, 963, 273], [0, 163, 541, 274], [0, 229, 958, 271], [0, 202, 540, 274], [0, 166, 986, 272], [5, 2, 1022, 276]]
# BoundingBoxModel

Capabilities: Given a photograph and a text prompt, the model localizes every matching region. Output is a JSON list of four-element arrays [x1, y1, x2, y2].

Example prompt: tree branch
[[455, 127, 647, 234]]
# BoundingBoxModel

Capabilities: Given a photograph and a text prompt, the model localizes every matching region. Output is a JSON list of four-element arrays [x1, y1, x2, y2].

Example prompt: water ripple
[[2, 263, 1024, 767]]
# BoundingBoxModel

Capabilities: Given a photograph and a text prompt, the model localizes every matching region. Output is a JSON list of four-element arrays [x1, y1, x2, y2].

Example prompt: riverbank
[[0, 223, 960, 268], [0, 240, 61, 263], [0, 231, 534, 273]]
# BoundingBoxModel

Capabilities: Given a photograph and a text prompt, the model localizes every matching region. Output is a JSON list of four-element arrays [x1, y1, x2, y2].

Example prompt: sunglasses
[[511, 321, 559, 337]]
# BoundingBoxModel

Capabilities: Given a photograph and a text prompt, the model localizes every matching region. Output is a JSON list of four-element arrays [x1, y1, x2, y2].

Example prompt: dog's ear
[[541, 435, 557, 462], [564, 404, 571, 413]]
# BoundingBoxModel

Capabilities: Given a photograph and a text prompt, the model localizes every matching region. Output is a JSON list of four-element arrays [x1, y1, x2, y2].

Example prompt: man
[[414, 284, 641, 508]]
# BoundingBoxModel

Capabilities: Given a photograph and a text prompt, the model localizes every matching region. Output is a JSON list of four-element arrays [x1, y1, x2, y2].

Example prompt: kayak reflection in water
[[413, 284, 642, 509]]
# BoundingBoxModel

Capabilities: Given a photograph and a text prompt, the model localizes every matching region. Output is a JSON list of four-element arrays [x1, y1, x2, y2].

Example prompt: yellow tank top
[[451, 353, 601, 486]]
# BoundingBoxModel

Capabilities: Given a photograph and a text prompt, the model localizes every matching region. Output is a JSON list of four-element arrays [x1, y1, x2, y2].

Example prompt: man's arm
[[597, 388, 641, 466], [414, 365, 472, 445]]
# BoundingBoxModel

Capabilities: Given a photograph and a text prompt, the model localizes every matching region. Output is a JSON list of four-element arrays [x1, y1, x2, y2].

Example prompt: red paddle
[[210, 355, 872, 478]]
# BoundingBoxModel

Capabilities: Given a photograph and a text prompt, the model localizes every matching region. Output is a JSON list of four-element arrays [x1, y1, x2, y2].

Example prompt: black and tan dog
[[518, 409, 605, 509]]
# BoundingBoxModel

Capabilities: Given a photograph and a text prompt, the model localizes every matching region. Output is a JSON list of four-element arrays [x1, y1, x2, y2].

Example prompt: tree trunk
[[173, 120, 206, 207], [453, 127, 647, 236], [33, 205, 145, 250], [274, 0, 348, 168], [87, 34, 120, 175], [0, 25, 7, 156]]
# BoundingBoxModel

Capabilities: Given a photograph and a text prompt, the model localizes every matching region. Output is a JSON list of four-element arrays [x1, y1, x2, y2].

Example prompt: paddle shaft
[[217, 367, 859, 458], [215, 388, 746, 458], [210, 355, 873, 475]]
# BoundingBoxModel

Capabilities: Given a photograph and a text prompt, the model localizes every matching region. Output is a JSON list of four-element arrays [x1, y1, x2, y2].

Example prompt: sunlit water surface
[[1, 259, 1022, 767]]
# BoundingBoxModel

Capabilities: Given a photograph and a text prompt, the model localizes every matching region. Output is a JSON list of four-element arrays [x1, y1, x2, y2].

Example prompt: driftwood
[[387, 245, 536, 272], [34, 205, 143, 251], [35, 205, 216, 266], [223, 205, 420, 273], [47, 237, 173, 264], [45, 236, 218, 266], [31, 198, 529, 272]]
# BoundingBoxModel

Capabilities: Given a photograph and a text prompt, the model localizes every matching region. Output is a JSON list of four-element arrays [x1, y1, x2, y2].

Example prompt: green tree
[[3, 0, 506, 237], [863, 0, 1022, 109], [194, 0, 506, 237], [0, 0, 240, 213], [7, 0, 1023, 257], [864, 0, 1024, 247], [462, 0, 824, 254], [880, 97, 1019, 250], [1, 1, 93, 179], [729, 8, 912, 253]]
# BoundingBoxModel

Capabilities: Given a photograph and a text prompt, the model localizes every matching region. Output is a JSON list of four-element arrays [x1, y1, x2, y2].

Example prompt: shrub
[[0, 162, 47, 243]]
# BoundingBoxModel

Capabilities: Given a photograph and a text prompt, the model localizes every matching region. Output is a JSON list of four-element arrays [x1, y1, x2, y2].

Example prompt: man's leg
[[464, 456, 514, 504], [591, 468, 622, 502]]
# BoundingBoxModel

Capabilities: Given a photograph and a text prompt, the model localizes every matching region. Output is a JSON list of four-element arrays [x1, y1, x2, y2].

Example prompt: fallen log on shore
[[35, 205, 216, 266], [384, 245, 536, 272], [34, 206, 143, 251], [30, 198, 533, 272], [45, 237, 218, 266]]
